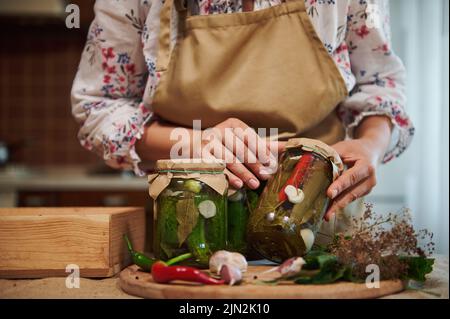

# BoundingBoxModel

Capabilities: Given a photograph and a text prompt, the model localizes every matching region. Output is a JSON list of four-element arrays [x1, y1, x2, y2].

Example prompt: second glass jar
[[150, 160, 227, 267], [247, 138, 343, 263]]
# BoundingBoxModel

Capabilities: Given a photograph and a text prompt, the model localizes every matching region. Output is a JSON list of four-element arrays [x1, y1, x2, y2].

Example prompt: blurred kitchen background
[[0, 0, 448, 254]]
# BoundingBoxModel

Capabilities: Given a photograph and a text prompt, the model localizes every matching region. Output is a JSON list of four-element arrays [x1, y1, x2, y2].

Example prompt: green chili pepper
[[124, 235, 192, 272], [227, 191, 248, 253], [124, 235, 157, 272], [204, 194, 227, 252], [155, 195, 179, 259], [187, 216, 211, 266]]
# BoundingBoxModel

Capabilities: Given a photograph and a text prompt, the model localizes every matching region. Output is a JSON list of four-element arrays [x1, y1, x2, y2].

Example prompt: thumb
[[268, 140, 286, 155]]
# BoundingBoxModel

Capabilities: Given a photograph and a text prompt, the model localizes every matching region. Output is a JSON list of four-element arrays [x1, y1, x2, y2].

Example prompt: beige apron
[[151, 0, 348, 144], [150, 0, 361, 243]]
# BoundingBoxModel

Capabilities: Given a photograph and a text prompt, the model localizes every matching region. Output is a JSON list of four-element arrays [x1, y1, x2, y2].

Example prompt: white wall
[[367, 0, 449, 254]]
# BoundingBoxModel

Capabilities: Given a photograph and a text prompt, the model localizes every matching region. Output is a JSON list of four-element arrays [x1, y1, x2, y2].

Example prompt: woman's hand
[[324, 115, 393, 221], [324, 138, 379, 220], [136, 118, 285, 190], [201, 118, 285, 189]]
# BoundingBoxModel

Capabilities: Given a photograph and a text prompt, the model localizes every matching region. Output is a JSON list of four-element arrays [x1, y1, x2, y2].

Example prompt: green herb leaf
[[302, 250, 337, 270], [400, 256, 435, 282], [294, 257, 351, 285], [176, 197, 199, 247]]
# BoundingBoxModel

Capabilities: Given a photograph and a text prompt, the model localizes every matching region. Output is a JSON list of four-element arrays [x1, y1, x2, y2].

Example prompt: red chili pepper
[[278, 153, 314, 202], [151, 261, 225, 285]]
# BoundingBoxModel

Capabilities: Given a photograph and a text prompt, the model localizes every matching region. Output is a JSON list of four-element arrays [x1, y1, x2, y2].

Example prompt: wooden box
[[0, 207, 145, 278]]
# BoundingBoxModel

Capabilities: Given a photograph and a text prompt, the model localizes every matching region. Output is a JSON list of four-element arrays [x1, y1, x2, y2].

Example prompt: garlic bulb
[[209, 250, 248, 274]]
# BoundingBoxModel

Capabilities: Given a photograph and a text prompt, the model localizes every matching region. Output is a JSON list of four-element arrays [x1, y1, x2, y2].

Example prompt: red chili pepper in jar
[[151, 261, 225, 285], [278, 153, 314, 202]]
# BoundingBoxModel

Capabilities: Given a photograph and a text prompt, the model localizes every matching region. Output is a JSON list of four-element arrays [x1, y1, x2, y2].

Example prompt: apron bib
[[151, 0, 348, 144]]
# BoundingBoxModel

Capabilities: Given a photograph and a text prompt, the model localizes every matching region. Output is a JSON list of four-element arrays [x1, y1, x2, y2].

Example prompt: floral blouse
[[71, 0, 414, 175]]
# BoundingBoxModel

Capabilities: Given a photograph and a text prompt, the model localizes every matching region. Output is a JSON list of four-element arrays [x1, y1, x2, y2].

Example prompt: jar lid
[[155, 159, 226, 173], [149, 159, 227, 200], [286, 138, 344, 178]]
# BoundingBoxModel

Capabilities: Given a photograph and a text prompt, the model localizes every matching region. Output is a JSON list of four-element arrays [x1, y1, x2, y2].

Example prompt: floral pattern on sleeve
[[72, 0, 152, 175], [72, 0, 413, 175], [335, 0, 414, 163]]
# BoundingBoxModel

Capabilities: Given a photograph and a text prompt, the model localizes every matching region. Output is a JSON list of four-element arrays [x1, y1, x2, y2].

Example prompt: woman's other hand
[[324, 115, 393, 221]]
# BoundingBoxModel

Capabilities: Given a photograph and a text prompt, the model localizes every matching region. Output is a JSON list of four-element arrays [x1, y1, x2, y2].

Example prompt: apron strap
[[156, 0, 187, 72]]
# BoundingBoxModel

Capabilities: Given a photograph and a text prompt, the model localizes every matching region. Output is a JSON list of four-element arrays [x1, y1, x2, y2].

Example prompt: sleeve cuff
[[344, 107, 414, 164]]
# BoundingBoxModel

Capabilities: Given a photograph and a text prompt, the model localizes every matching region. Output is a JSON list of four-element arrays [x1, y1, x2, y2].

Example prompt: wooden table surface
[[0, 255, 448, 299]]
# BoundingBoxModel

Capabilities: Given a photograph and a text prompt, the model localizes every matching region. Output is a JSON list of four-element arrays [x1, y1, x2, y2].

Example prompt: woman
[[71, 0, 413, 223]]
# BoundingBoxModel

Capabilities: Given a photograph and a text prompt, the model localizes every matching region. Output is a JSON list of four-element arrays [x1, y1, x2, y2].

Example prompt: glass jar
[[227, 188, 259, 255], [247, 138, 342, 263], [149, 160, 228, 267]]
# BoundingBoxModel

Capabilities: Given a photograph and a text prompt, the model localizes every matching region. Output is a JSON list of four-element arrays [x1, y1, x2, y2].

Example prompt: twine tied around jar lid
[[285, 138, 344, 181], [148, 159, 228, 200]]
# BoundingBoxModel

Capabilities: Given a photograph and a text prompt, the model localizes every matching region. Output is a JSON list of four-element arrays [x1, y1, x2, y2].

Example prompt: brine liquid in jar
[[247, 138, 343, 263], [149, 160, 228, 267], [227, 188, 259, 255]]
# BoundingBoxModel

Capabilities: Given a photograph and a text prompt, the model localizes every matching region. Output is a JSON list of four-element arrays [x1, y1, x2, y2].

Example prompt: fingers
[[198, 118, 286, 189], [224, 130, 271, 181], [208, 139, 260, 189], [327, 161, 375, 199], [269, 140, 287, 155], [223, 168, 243, 189], [220, 118, 278, 178], [324, 174, 377, 221]]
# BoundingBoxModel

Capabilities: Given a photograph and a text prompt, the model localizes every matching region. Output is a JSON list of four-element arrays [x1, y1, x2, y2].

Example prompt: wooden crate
[[0, 207, 145, 278]]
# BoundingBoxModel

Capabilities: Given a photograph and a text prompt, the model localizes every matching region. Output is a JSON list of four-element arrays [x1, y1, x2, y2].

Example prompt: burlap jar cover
[[148, 159, 228, 220]]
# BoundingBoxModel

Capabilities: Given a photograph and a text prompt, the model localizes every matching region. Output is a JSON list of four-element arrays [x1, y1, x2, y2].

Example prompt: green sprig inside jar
[[247, 138, 343, 263], [149, 160, 228, 267]]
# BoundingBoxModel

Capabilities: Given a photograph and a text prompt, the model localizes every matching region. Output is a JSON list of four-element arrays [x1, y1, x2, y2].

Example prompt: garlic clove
[[198, 200, 216, 219], [278, 257, 306, 278], [220, 264, 242, 286], [259, 257, 306, 278], [300, 228, 315, 252], [209, 250, 248, 274], [284, 185, 305, 204], [209, 250, 231, 274], [284, 185, 297, 197]]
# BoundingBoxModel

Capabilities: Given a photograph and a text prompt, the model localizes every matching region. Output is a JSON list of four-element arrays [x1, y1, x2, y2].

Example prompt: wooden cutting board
[[0, 207, 145, 278], [119, 264, 406, 299]]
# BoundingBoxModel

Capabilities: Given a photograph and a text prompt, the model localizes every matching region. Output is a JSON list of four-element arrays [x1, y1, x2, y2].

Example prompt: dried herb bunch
[[328, 203, 435, 281]]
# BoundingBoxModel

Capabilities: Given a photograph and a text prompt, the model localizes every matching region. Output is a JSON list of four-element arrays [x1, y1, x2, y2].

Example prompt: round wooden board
[[119, 264, 405, 299]]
